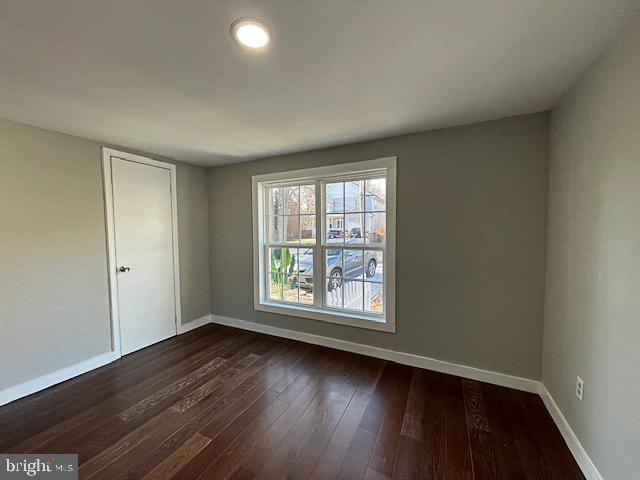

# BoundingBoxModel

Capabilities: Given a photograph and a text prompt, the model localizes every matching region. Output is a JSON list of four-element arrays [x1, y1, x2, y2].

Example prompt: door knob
[[119, 266, 131, 273]]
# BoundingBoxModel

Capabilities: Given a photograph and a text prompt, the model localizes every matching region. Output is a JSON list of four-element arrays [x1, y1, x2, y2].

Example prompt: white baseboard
[[0, 351, 119, 407], [0, 312, 602, 480], [210, 314, 540, 393], [539, 385, 603, 480], [211, 314, 603, 480], [0, 314, 214, 407], [178, 314, 213, 334]]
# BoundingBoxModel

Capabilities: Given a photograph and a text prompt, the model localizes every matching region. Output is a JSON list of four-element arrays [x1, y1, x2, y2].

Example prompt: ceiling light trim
[[230, 18, 270, 50]]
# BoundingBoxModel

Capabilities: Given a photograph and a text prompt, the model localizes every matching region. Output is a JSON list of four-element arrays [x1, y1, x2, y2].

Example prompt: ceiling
[[1, 1, 638, 166]]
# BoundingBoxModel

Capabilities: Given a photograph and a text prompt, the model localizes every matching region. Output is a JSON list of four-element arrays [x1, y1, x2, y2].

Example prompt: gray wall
[[0, 119, 210, 389], [209, 113, 549, 380], [543, 17, 640, 480], [176, 162, 212, 324]]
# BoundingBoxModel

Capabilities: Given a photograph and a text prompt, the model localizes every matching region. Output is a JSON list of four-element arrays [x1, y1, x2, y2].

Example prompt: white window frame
[[252, 157, 396, 333]]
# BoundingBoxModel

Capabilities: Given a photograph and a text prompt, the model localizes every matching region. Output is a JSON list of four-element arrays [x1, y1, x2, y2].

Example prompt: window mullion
[[263, 186, 269, 303], [314, 179, 323, 308], [264, 243, 271, 302]]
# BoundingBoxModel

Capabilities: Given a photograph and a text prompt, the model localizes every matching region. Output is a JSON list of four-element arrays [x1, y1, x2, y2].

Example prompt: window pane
[[271, 247, 296, 275], [344, 213, 363, 244], [283, 186, 299, 215], [296, 248, 312, 274], [343, 280, 364, 311], [297, 248, 314, 305], [300, 215, 316, 243], [269, 216, 284, 243], [268, 187, 284, 215], [365, 178, 386, 212], [326, 277, 343, 308], [326, 182, 344, 214], [343, 249, 364, 279], [285, 216, 300, 243], [300, 185, 315, 214], [365, 250, 383, 282], [326, 215, 344, 243], [299, 276, 314, 304], [269, 247, 283, 273], [283, 275, 299, 303], [325, 249, 343, 278], [296, 248, 313, 274], [364, 282, 384, 313], [269, 273, 284, 300], [365, 212, 385, 244], [345, 180, 363, 212], [286, 247, 299, 275]]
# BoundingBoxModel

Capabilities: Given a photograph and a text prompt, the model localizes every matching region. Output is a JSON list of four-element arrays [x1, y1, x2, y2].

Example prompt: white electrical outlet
[[576, 376, 584, 401]]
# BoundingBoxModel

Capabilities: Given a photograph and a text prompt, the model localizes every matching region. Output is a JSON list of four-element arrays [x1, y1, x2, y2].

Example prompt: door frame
[[101, 147, 182, 358]]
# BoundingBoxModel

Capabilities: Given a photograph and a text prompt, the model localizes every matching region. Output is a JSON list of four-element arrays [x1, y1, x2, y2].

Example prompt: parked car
[[327, 229, 343, 239], [347, 227, 362, 238], [296, 248, 377, 292]]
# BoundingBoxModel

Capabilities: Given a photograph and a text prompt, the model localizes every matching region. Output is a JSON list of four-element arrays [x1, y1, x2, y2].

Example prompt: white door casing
[[102, 148, 181, 356]]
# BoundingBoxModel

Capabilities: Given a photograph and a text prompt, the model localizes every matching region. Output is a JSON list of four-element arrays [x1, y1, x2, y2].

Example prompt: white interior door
[[111, 157, 177, 355]]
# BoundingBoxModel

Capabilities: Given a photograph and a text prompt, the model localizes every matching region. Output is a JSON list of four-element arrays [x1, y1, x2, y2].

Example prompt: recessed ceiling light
[[231, 18, 270, 50]]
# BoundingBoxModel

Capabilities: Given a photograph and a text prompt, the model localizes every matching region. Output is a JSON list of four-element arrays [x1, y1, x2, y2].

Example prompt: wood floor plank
[[498, 387, 555, 480], [250, 351, 360, 478], [443, 375, 474, 480], [0, 325, 585, 480], [0, 327, 233, 448], [173, 390, 285, 479], [518, 391, 584, 480], [359, 363, 406, 434], [309, 390, 372, 479], [231, 350, 354, 477], [462, 379, 490, 432], [479, 382, 528, 479], [365, 468, 392, 480], [119, 357, 229, 421], [171, 353, 260, 413], [391, 369, 427, 479], [338, 362, 407, 479], [82, 340, 293, 480], [349, 356, 386, 394], [114, 344, 311, 480], [338, 427, 378, 480], [1, 326, 225, 416], [0, 325, 218, 419], [1, 330, 245, 450], [367, 363, 412, 477], [400, 369, 427, 441], [463, 379, 500, 479], [421, 369, 447, 480], [215, 356, 340, 478], [73, 341, 274, 473], [141, 432, 211, 480], [285, 380, 357, 478], [193, 397, 290, 479], [21, 334, 249, 456], [392, 435, 422, 480], [230, 466, 255, 480], [68, 340, 269, 464]]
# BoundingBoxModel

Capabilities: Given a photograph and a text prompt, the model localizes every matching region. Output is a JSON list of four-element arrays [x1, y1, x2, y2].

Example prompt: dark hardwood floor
[[0, 324, 584, 479]]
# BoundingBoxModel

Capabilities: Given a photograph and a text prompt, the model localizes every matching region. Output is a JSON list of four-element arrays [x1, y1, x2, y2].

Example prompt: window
[[252, 157, 396, 332]]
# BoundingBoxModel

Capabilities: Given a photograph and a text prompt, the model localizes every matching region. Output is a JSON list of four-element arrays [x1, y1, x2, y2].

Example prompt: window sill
[[254, 301, 396, 333]]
